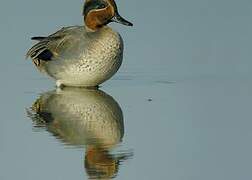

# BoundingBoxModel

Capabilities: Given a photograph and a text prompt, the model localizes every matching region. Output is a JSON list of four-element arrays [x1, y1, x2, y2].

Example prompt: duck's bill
[[111, 13, 133, 26]]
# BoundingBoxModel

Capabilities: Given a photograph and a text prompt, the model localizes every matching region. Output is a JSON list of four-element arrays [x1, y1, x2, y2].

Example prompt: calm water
[[1, 0, 252, 179]]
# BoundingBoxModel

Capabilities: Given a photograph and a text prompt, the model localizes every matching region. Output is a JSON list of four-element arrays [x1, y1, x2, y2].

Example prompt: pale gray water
[[1, 0, 252, 179]]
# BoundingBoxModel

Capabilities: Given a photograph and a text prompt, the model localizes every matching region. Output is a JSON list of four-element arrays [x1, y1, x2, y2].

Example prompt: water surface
[[1, 0, 252, 179]]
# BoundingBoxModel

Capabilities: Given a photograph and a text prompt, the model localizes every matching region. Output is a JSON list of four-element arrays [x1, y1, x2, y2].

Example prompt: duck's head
[[83, 0, 133, 31]]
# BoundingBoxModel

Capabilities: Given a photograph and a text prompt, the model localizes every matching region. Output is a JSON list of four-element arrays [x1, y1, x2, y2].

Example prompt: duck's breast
[[46, 27, 124, 86]]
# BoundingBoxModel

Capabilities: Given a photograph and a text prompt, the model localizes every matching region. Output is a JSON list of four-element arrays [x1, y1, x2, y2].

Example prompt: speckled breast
[[45, 26, 124, 87]]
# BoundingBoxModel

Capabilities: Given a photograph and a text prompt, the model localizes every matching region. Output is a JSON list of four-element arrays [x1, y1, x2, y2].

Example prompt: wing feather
[[26, 26, 82, 64]]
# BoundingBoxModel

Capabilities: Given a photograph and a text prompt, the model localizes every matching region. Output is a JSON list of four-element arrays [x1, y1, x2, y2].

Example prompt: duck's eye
[[94, 1, 107, 10], [98, 4, 106, 9], [83, 0, 108, 16]]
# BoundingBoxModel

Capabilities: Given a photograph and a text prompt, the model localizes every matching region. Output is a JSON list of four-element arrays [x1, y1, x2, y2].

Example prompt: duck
[[26, 0, 133, 87]]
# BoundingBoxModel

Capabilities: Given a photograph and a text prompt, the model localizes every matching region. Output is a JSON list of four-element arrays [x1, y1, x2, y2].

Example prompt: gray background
[[1, 0, 252, 179]]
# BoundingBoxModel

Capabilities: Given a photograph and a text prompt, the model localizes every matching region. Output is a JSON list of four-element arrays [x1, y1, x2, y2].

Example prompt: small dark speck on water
[[147, 98, 153, 102]]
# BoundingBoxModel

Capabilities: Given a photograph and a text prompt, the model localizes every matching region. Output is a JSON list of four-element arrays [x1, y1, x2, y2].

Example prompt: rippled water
[[1, 0, 252, 179]]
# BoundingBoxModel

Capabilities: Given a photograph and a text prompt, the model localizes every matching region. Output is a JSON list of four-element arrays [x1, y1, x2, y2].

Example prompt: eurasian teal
[[26, 0, 133, 87]]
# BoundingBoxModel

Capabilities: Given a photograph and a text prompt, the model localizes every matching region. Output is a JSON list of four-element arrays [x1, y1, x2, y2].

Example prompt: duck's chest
[[44, 27, 124, 86], [61, 28, 124, 74], [79, 30, 123, 71]]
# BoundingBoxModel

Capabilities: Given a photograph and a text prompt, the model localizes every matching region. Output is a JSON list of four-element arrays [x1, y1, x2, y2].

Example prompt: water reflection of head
[[85, 146, 131, 179], [28, 87, 132, 179]]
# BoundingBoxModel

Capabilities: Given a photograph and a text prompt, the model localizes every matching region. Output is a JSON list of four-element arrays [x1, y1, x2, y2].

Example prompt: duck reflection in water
[[27, 87, 133, 179]]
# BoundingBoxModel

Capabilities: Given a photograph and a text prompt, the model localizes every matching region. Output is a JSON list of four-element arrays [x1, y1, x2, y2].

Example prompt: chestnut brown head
[[83, 0, 133, 31]]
